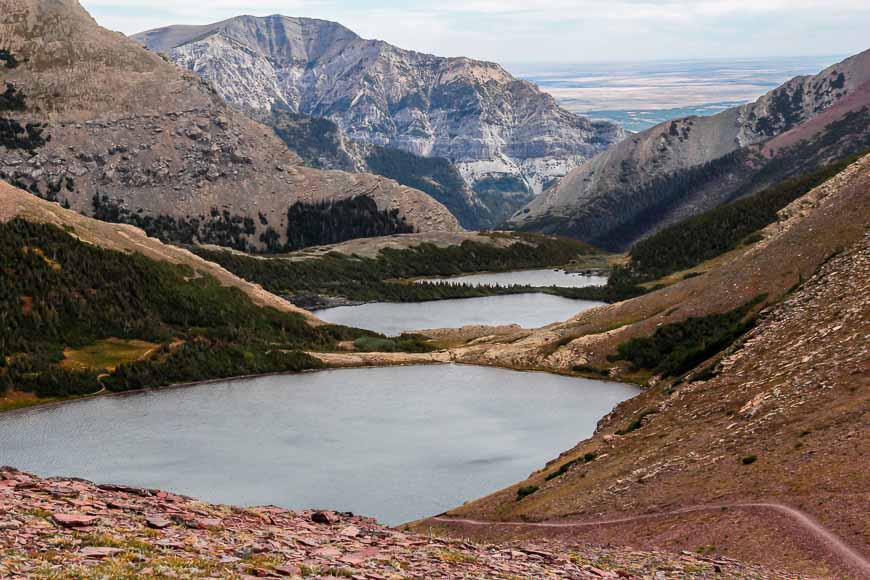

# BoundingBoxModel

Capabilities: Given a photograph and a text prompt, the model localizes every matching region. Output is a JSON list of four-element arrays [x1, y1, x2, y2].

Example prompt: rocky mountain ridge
[[0, 0, 461, 252], [508, 49, 870, 249], [133, 15, 624, 222]]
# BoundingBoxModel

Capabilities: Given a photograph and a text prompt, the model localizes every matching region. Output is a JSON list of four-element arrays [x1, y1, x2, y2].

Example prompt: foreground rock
[[0, 467, 787, 578]]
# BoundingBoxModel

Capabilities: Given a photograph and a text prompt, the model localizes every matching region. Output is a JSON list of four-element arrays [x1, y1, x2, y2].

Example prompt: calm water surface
[[0, 365, 638, 525], [314, 294, 603, 335], [315, 269, 606, 334], [417, 268, 607, 288]]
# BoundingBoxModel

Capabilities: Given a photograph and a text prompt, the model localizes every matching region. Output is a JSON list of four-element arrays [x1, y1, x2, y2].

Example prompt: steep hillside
[[133, 15, 624, 221], [0, 181, 313, 320], [509, 49, 870, 250], [0, 0, 460, 253], [0, 180, 367, 408], [268, 110, 490, 228], [422, 155, 870, 577]]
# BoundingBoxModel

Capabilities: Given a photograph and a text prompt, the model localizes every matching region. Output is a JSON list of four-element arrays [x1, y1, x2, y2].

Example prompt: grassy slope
[[0, 183, 424, 411], [427, 154, 870, 577]]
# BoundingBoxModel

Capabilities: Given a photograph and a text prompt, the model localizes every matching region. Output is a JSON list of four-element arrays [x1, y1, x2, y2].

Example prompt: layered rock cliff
[[133, 16, 624, 222], [0, 0, 461, 252], [508, 49, 870, 250]]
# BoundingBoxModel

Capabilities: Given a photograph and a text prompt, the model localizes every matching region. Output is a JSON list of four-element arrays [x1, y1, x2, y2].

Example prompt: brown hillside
[[0, 0, 460, 251], [422, 155, 870, 578]]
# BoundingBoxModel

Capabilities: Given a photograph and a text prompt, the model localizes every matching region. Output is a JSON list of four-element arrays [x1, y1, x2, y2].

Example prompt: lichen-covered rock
[[0, 467, 790, 578]]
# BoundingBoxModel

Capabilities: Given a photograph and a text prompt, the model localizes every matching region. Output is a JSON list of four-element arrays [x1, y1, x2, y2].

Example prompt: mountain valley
[[508, 50, 870, 250], [1, 1, 868, 578]]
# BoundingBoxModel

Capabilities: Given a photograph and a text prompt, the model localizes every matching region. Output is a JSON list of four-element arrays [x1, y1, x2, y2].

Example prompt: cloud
[[81, 0, 870, 63]]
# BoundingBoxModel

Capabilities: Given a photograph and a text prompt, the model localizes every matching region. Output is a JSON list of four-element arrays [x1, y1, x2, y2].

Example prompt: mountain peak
[[0, 0, 460, 252], [134, 14, 361, 58], [134, 14, 624, 222]]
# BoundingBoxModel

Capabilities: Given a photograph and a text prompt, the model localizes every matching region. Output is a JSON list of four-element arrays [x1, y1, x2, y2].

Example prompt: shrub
[[741, 455, 758, 465], [353, 334, 434, 354], [545, 452, 598, 481], [572, 364, 610, 377], [615, 408, 658, 435], [516, 485, 539, 500], [610, 295, 766, 377]]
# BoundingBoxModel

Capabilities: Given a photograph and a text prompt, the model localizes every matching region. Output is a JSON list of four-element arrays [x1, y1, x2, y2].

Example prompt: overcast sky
[[82, 0, 870, 64]]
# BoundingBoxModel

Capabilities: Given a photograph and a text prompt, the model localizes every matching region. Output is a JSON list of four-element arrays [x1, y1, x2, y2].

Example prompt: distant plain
[[509, 56, 846, 131]]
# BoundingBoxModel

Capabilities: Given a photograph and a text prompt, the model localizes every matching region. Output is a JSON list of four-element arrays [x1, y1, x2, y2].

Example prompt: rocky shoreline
[[0, 467, 791, 579]]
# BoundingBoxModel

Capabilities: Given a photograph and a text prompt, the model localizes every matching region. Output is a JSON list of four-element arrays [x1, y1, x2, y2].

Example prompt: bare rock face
[[508, 49, 870, 250], [133, 15, 624, 220], [0, 0, 461, 252]]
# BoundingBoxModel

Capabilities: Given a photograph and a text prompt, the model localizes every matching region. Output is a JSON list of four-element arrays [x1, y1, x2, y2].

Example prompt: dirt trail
[[428, 502, 870, 578]]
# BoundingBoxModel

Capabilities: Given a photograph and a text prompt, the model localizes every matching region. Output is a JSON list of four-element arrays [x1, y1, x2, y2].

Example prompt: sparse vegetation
[[353, 334, 434, 353], [572, 364, 611, 377], [609, 295, 766, 377], [616, 408, 658, 435], [0, 82, 48, 152], [545, 452, 598, 481], [92, 196, 256, 252], [516, 485, 539, 500], [0, 83, 27, 112], [0, 49, 19, 68], [435, 549, 479, 564]]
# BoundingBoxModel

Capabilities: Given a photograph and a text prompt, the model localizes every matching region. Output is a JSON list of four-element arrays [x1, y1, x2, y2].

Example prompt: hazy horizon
[[83, 1, 869, 65]]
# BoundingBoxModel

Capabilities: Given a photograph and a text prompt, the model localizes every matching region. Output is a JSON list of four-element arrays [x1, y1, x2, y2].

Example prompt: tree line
[[0, 219, 409, 400]]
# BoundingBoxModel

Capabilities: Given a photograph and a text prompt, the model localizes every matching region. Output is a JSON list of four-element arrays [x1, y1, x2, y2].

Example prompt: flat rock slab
[[79, 546, 123, 559], [145, 515, 172, 529], [340, 548, 380, 565], [52, 513, 99, 527]]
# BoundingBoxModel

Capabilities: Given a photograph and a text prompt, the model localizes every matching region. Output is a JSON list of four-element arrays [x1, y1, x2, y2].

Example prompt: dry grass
[[0, 391, 69, 414], [60, 338, 159, 372]]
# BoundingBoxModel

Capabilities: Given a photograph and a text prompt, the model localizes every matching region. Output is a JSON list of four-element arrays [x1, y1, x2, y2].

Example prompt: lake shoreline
[[0, 365, 639, 525], [0, 355, 645, 418]]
